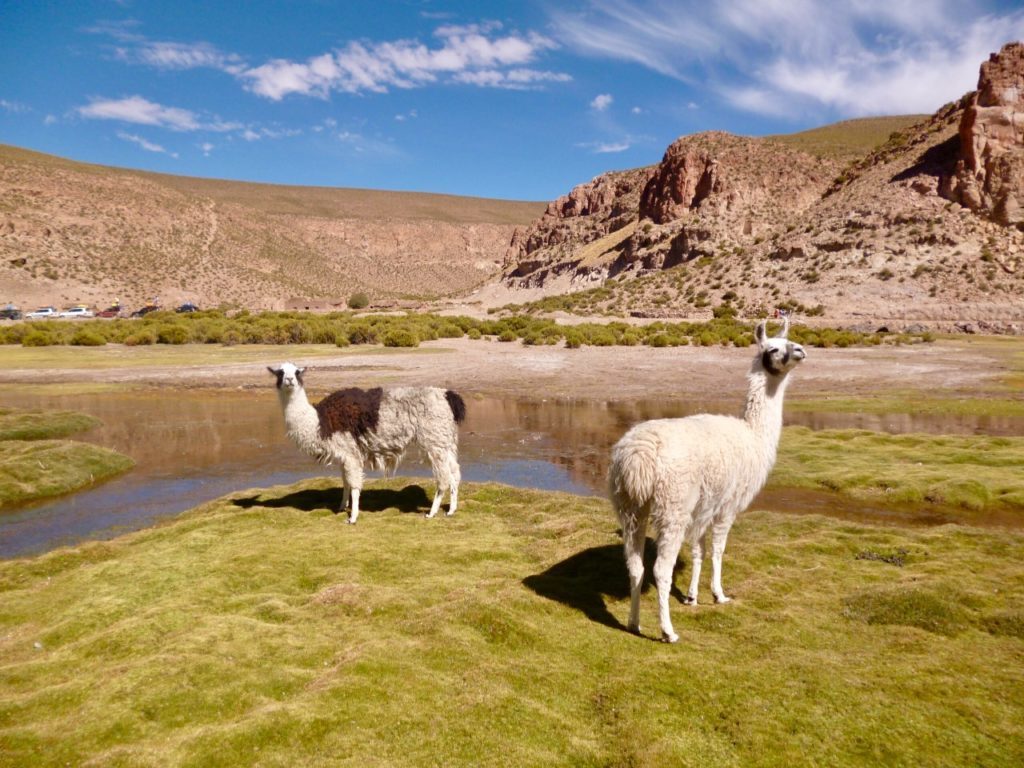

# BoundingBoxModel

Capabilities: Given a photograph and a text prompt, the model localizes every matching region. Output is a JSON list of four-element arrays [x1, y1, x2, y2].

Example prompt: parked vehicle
[[131, 304, 160, 318], [96, 304, 122, 318], [0, 306, 21, 321], [60, 305, 94, 319], [176, 302, 199, 313], [26, 306, 58, 319]]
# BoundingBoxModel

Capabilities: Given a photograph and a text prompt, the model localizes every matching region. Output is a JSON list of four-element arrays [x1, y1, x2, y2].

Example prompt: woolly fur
[[609, 320, 805, 642], [269, 362, 463, 523]]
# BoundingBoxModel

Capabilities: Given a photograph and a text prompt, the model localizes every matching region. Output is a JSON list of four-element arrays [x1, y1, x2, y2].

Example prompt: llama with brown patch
[[268, 362, 465, 524]]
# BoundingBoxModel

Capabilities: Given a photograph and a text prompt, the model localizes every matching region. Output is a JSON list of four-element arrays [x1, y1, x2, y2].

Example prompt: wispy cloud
[[119, 40, 246, 74], [0, 99, 30, 113], [77, 95, 241, 132], [590, 93, 613, 111], [552, 0, 1024, 118], [241, 23, 569, 99], [117, 131, 178, 158], [577, 139, 633, 153], [199, 141, 214, 157]]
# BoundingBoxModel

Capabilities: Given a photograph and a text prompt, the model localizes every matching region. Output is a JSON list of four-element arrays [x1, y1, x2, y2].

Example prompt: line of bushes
[[0, 310, 934, 350]]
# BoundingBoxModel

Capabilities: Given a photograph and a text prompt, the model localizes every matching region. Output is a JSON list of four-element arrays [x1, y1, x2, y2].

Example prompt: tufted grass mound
[[0, 440, 135, 507], [0, 407, 100, 441], [1, 479, 1022, 766], [773, 427, 1024, 512]]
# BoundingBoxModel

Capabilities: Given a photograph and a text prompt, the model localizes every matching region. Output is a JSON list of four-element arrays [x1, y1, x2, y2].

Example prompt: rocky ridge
[[499, 44, 1024, 329]]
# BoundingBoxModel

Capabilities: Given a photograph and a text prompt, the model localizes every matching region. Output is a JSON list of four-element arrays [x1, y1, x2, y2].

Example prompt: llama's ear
[[267, 365, 280, 376], [754, 321, 767, 348], [778, 315, 790, 339]]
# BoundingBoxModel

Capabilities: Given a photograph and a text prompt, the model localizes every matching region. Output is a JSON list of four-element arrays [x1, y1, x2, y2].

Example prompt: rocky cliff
[[499, 43, 1024, 328]]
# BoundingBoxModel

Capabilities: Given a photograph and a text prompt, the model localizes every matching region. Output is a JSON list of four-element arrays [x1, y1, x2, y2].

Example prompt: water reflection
[[2, 390, 1021, 558]]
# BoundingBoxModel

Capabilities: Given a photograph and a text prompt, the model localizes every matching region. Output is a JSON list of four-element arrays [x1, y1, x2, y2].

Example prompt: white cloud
[[631, 106, 643, 114], [43, 114, 57, 125], [117, 131, 178, 158], [76, 95, 241, 132], [395, 109, 419, 121], [0, 99, 30, 113], [577, 139, 632, 153], [241, 23, 569, 100], [591, 93, 613, 111], [200, 142, 214, 156], [552, 1, 1024, 118], [124, 41, 246, 74]]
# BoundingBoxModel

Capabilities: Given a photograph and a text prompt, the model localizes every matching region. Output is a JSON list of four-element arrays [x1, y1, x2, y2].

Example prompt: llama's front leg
[[623, 517, 647, 635], [654, 525, 687, 643], [341, 461, 364, 525], [710, 521, 733, 604], [341, 485, 350, 512], [684, 534, 706, 605]]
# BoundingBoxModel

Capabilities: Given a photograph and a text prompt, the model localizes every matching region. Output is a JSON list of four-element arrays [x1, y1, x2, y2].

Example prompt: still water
[[2, 390, 1021, 558]]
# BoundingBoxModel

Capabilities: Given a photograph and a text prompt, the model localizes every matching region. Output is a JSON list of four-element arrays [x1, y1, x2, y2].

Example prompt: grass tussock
[[773, 427, 1024, 512], [1, 479, 1022, 766], [0, 407, 100, 441], [0, 407, 133, 507], [0, 440, 135, 507]]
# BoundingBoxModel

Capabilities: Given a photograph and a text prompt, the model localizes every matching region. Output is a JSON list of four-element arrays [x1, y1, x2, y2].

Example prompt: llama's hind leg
[[684, 533, 706, 605], [653, 523, 687, 643], [445, 452, 461, 517], [425, 448, 453, 519], [623, 514, 648, 635], [710, 520, 734, 603]]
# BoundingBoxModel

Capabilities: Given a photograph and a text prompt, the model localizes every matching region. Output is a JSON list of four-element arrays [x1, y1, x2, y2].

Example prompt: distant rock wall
[[946, 42, 1024, 226]]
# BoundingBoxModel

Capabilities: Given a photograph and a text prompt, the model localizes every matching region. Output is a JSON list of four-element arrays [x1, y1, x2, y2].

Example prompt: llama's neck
[[278, 387, 320, 444], [741, 367, 790, 463]]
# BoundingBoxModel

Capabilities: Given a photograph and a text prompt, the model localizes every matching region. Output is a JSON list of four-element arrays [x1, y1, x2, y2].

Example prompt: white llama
[[268, 362, 465, 524], [608, 319, 805, 642]]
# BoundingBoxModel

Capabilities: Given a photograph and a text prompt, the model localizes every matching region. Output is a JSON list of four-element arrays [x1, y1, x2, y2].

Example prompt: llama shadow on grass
[[232, 484, 431, 515], [522, 538, 687, 636]]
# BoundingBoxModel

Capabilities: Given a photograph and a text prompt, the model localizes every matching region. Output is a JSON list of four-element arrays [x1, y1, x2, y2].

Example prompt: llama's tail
[[608, 432, 659, 529], [445, 390, 467, 425]]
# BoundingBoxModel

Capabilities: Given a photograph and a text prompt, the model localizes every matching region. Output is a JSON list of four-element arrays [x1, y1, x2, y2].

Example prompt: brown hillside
[[497, 46, 1024, 330], [0, 144, 543, 311]]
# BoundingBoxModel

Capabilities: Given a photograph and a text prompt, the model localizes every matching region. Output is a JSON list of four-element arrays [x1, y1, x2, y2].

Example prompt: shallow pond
[[2, 390, 1022, 557]]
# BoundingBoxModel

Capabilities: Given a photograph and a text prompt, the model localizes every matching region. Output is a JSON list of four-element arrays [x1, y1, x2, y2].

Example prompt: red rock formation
[[949, 42, 1024, 226]]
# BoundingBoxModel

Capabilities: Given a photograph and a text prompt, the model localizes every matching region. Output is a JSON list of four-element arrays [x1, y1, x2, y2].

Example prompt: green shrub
[[467, 328, 482, 340], [334, 334, 351, 348], [497, 330, 517, 343], [21, 330, 55, 347], [156, 325, 191, 345], [70, 330, 106, 347], [124, 330, 156, 346], [347, 323, 378, 345], [382, 329, 419, 348], [436, 323, 464, 339], [347, 292, 370, 309]]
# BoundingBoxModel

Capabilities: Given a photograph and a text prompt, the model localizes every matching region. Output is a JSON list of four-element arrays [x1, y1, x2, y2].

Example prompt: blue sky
[[3, 1, 1024, 201]]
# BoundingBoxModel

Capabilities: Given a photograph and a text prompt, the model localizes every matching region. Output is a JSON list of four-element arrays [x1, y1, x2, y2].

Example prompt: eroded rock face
[[949, 42, 1024, 226], [501, 167, 654, 273]]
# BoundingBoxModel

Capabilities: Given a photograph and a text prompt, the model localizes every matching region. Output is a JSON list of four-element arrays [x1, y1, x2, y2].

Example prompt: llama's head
[[755, 318, 805, 377], [267, 362, 306, 392]]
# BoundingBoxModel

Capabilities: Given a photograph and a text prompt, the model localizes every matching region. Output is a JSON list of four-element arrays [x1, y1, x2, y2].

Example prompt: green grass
[[0, 407, 100, 440], [789, 393, 1024, 418], [773, 427, 1024, 511], [765, 115, 929, 160], [1, 479, 1022, 766], [0, 440, 135, 507]]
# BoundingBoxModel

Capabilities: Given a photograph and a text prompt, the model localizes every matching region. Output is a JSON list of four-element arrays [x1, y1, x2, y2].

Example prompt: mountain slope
[[0, 144, 544, 311]]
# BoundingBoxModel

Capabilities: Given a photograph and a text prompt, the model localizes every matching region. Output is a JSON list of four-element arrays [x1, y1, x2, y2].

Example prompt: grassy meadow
[[1, 480, 1022, 766], [0, 408, 133, 507]]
